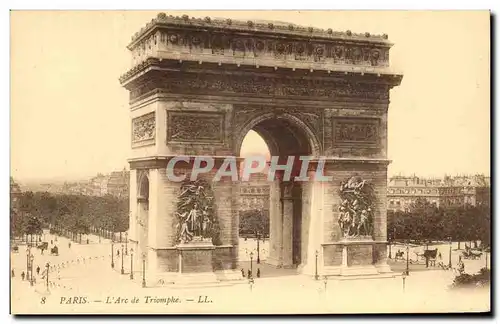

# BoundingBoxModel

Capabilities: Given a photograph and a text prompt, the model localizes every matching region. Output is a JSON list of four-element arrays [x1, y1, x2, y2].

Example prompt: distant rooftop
[[388, 174, 490, 188]]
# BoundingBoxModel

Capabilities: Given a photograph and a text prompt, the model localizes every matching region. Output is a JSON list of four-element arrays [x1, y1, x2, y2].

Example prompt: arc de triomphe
[[120, 13, 403, 286]]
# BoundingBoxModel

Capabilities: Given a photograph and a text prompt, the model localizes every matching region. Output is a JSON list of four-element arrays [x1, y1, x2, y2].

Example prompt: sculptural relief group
[[338, 176, 375, 238]]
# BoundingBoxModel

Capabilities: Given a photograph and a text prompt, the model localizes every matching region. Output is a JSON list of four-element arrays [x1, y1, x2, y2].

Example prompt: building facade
[[10, 177, 22, 212], [88, 170, 130, 197], [387, 175, 491, 211], [107, 170, 130, 198], [239, 172, 270, 212]]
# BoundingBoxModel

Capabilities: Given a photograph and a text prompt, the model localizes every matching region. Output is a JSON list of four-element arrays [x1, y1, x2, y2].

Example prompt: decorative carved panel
[[132, 112, 155, 147], [167, 111, 225, 144], [125, 15, 392, 73], [323, 245, 343, 266], [347, 245, 373, 266], [125, 61, 391, 103], [332, 117, 381, 148]]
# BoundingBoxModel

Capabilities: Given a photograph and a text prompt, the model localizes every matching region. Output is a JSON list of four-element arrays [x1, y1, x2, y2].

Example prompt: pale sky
[[10, 10, 490, 181]]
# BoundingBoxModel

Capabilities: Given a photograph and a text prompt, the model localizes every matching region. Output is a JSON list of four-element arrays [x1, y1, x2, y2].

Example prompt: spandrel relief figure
[[338, 176, 375, 238]]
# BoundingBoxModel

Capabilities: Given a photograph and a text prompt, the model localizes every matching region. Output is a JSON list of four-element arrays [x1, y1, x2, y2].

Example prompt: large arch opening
[[238, 114, 317, 275]]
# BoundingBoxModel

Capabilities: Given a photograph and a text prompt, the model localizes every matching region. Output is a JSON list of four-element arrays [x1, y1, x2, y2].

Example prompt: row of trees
[[12, 193, 490, 248], [239, 209, 270, 238], [237, 199, 492, 248], [387, 198, 490, 248], [11, 191, 129, 243]]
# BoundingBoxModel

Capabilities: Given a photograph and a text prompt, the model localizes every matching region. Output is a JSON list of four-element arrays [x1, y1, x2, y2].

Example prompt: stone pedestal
[[175, 237, 218, 285], [322, 237, 385, 277], [340, 237, 379, 276]]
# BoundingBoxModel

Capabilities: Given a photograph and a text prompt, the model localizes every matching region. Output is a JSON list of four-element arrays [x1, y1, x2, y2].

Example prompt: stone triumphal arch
[[121, 13, 403, 286]]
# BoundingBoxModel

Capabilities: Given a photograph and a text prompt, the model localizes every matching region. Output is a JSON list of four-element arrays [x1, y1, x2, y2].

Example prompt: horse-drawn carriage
[[462, 249, 482, 260], [50, 245, 59, 256], [413, 248, 439, 266], [37, 242, 48, 250], [423, 249, 438, 266]]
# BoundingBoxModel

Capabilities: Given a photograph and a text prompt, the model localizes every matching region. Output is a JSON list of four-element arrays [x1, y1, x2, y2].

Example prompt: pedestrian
[[241, 268, 245, 277], [41, 248, 44, 255], [247, 269, 251, 278], [458, 259, 465, 275], [11, 269, 15, 278], [36, 266, 40, 275], [117, 250, 120, 256], [438, 252, 442, 260], [51, 240, 53, 245], [68, 242, 71, 249], [86, 239, 89, 244], [257, 268, 261, 278], [21, 271, 25, 281]]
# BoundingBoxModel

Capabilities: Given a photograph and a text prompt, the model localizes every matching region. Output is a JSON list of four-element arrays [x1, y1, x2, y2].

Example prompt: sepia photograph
[[9, 10, 491, 315]]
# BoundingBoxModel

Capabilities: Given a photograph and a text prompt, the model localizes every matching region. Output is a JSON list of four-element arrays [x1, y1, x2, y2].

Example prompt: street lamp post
[[26, 248, 31, 281], [121, 245, 125, 274], [45, 262, 50, 291], [388, 233, 392, 259], [402, 272, 407, 293], [315, 250, 319, 280], [125, 233, 128, 255], [485, 251, 488, 270], [142, 253, 146, 288], [256, 233, 260, 264], [30, 255, 34, 286], [249, 251, 254, 279], [405, 242, 410, 276], [448, 236, 452, 268], [111, 241, 115, 269], [130, 248, 134, 280]]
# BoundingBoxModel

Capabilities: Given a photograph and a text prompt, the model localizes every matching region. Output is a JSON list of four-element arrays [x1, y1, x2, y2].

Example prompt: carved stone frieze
[[167, 111, 225, 143], [128, 70, 390, 103], [332, 147, 382, 158], [133, 13, 390, 43], [130, 30, 389, 68], [332, 117, 380, 147], [127, 14, 392, 72], [132, 112, 155, 146]]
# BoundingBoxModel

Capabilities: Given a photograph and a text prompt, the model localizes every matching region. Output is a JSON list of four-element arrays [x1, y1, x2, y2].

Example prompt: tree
[[387, 198, 491, 248], [239, 209, 269, 238], [10, 207, 24, 240], [23, 214, 43, 245]]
